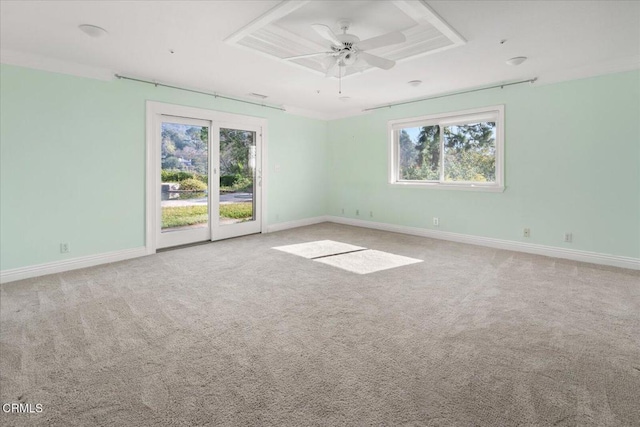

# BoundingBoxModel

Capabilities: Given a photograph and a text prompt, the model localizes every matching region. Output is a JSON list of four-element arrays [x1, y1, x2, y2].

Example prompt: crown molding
[[0, 49, 114, 81], [535, 55, 640, 86]]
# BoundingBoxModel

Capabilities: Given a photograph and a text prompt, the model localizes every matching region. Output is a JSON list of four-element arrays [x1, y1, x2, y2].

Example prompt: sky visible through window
[[402, 126, 496, 145], [404, 127, 421, 143]]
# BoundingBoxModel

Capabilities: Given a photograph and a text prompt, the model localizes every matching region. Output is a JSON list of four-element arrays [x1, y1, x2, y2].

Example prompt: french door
[[213, 123, 262, 241], [147, 102, 264, 250]]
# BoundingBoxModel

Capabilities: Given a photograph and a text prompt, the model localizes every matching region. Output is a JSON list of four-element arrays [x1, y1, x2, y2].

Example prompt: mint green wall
[[327, 70, 640, 258], [0, 64, 328, 270], [2, 65, 638, 271]]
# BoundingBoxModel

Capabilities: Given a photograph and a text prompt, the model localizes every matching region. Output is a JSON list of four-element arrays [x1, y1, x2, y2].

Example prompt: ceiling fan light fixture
[[78, 24, 108, 38], [506, 56, 527, 66], [341, 52, 358, 66]]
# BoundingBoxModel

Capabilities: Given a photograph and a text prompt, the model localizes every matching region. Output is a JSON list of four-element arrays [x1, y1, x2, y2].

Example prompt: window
[[388, 105, 504, 192]]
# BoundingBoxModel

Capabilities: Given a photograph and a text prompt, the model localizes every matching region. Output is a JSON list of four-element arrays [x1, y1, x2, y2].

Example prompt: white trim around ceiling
[[0, 49, 114, 81], [282, 105, 372, 121], [224, 0, 310, 44], [2, 50, 638, 122], [535, 55, 640, 86], [392, 0, 465, 46]]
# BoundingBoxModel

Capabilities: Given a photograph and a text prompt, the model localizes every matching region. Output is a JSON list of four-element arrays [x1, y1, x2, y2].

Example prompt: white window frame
[[388, 105, 505, 192]]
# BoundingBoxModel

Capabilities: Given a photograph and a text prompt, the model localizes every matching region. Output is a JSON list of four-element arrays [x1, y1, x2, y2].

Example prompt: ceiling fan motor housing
[[337, 33, 360, 45], [334, 33, 360, 66]]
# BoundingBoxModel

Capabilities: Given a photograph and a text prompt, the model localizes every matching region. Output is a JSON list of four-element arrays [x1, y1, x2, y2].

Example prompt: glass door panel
[[219, 128, 256, 226], [161, 121, 209, 232], [157, 117, 211, 249]]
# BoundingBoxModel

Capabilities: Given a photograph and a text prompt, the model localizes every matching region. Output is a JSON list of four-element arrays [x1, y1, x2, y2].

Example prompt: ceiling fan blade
[[325, 58, 339, 77], [321, 55, 337, 69], [357, 31, 406, 51], [311, 24, 343, 47], [350, 56, 368, 73], [284, 52, 333, 60], [359, 52, 396, 70]]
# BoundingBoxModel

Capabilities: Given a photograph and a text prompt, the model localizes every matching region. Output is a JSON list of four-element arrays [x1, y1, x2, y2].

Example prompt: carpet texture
[[1, 223, 639, 426]]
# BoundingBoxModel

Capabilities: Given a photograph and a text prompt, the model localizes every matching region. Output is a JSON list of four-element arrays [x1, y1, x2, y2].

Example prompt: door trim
[[212, 122, 262, 241], [145, 101, 267, 254]]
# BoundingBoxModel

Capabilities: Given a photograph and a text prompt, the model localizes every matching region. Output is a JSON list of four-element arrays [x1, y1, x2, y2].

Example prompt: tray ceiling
[[225, 0, 465, 77]]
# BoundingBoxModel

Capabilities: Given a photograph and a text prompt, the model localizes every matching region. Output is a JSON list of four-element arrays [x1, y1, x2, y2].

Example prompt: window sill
[[389, 181, 505, 193]]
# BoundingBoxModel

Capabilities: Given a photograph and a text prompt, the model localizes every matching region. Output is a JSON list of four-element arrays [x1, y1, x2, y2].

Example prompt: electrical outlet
[[523, 228, 531, 238], [564, 232, 572, 243], [370, 211, 373, 218], [356, 209, 360, 216], [60, 243, 70, 253], [433, 217, 439, 226]]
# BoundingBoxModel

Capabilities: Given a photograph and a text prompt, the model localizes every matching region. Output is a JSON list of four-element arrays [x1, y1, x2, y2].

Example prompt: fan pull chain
[[339, 65, 342, 94]]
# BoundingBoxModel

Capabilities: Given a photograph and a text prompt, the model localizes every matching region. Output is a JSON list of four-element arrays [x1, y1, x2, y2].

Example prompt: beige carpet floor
[[1, 223, 639, 426]]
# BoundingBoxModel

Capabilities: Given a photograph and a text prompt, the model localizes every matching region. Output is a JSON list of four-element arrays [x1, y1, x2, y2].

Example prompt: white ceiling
[[1, 1, 639, 120]]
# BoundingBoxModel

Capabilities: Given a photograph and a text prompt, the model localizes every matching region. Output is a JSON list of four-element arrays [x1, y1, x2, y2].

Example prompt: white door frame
[[213, 121, 263, 241], [145, 101, 268, 254]]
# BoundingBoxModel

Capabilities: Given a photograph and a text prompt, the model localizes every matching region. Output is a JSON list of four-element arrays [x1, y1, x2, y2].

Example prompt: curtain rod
[[363, 77, 538, 112], [114, 74, 286, 112]]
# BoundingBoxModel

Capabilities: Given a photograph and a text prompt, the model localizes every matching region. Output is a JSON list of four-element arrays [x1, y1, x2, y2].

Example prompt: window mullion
[[439, 125, 445, 182], [395, 130, 401, 181]]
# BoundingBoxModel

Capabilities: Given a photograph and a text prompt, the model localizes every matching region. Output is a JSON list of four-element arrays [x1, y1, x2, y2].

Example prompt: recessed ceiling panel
[[225, 0, 465, 77]]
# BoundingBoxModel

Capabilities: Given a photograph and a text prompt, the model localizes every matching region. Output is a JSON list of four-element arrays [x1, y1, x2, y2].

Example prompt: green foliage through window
[[161, 123, 208, 176], [398, 121, 496, 183], [178, 178, 207, 191], [161, 170, 208, 183]]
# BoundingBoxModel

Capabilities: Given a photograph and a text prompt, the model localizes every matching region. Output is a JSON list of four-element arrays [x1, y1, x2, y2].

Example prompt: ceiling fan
[[284, 20, 406, 77]]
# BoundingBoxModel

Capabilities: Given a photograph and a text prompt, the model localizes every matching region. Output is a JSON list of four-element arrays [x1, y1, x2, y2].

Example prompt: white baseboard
[[326, 216, 640, 271], [266, 216, 329, 233], [0, 247, 148, 284], [3, 216, 637, 284]]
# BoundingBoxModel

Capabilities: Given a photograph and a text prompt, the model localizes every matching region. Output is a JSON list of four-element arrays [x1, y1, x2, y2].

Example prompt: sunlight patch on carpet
[[314, 249, 423, 274], [272, 240, 366, 259]]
